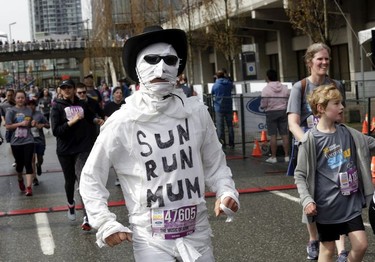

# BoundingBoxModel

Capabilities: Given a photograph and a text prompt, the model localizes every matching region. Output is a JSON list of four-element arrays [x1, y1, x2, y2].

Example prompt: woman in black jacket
[[51, 79, 98, 231]]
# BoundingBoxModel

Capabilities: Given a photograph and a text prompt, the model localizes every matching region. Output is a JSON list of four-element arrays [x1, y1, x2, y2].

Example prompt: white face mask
[[136, 43, 180, 96]]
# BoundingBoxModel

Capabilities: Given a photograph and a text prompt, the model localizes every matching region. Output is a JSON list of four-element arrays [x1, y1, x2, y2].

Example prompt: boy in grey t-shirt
[[294, 84, 375, 262]]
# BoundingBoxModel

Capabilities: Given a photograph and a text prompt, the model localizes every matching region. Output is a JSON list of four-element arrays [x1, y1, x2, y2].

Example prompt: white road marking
[[270, 190, 371, 228], [35, 213, 55, 255], [270, 190, 300, 203]]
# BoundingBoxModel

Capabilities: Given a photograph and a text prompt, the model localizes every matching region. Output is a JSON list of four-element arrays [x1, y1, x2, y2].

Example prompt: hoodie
[[211, 77, 234, 113], [260, 81, 289, 112], [51, 97, 96, 155]]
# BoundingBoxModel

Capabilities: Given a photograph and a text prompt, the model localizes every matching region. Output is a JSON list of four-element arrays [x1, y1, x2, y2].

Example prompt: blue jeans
[[215, 112, 234, 147]]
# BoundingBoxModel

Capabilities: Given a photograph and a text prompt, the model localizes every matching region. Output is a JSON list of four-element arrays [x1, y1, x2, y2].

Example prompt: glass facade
[[29, 0, 83, 40]]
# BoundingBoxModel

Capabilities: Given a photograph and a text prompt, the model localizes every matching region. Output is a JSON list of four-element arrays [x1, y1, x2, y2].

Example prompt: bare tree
[[89, 0, 179, 84], [201, 0, 242, 78], [285, 0, 345, 45]]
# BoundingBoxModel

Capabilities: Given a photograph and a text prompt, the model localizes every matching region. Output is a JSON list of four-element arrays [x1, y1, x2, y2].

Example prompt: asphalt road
[[1, 127, 375, 262]]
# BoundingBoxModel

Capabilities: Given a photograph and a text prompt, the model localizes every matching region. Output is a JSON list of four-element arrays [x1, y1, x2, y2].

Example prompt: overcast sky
[[0, 0, 90, 42]]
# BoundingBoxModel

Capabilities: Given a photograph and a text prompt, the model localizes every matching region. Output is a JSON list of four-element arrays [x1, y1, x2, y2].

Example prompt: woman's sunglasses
[[143, 55, 179, 66]]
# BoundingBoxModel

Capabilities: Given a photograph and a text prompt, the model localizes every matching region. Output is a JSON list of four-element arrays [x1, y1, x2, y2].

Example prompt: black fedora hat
[[123, 25, 187, 83]]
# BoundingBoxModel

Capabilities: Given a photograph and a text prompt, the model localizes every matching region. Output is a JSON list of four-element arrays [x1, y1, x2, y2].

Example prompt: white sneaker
[[265, 157, 277, 163], [284, 156, 290, 162], [67, 201, 76, 221]]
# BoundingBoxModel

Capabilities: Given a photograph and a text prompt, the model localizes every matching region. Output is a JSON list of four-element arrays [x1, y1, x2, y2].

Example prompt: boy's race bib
[[339, 166, 358, 196]]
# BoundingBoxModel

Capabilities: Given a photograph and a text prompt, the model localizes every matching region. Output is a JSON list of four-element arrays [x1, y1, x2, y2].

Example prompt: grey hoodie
[[294, 124, 375, 223], [260, 81, 289, 111]]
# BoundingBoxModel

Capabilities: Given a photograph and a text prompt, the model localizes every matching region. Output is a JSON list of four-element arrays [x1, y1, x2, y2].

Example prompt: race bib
[[64, 106, 84, 121], [15, 127, 28, 138], [151, 205, 197, 240], [339, 167, 358, 196]]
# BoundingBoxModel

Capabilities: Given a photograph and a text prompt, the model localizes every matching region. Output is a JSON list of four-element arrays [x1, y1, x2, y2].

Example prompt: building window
[[331, 44, 350, 84], [296, 50, 307, 81], [268, 54, 279, 78]]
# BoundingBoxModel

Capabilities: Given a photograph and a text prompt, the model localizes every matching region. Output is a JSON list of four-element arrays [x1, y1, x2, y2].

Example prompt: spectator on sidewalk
[[211, 69, 234, 148], [5, 90, 35, 196], [51, 79, 99, 231], [260, 69, 290, 163]]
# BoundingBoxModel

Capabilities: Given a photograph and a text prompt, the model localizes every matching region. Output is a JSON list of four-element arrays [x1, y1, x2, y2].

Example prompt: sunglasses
[[143, 55, 179, 66], [77, 91, 87, 95], [60, 85, 74, 90]]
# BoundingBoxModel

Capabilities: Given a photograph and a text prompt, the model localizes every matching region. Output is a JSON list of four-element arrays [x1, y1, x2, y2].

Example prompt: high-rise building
[[107, 0, 184, 40], [28, 0, 84, 41]]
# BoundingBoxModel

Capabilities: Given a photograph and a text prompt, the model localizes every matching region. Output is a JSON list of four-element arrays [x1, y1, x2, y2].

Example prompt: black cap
[[59, 79, 75, 88]]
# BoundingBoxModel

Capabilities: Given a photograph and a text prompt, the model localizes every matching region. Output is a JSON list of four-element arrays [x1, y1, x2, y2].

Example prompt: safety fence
[[203, 93, 375, 159]]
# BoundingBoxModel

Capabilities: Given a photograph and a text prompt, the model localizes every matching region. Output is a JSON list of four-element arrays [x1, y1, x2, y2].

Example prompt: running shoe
[[306, 240, 319, 260], [33, 178, 39, 186], [18, 180, 26, 192], [36, 163, 42, 176], [337, 250, 348, 262], [265, 157, 277, 163], [25, 187, 33, 196], [81, 216, 92, 231], [67, 201, 76, 221]]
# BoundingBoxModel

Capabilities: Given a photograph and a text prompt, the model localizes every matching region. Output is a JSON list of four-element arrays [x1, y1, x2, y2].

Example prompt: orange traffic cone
[[371, 117, 375, 133], [252, 139, 262, 157], [233, 111, 239, 127], [362, 114, 369, 134], [260, 130, 267, 143], [371, 156, 375, 178]]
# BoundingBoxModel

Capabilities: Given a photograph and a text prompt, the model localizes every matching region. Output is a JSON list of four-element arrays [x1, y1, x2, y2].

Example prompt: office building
[[28, 0, 84, 41]]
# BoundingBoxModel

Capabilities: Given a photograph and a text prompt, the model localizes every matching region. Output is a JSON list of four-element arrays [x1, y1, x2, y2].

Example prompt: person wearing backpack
[[286, 42, 347, 261]]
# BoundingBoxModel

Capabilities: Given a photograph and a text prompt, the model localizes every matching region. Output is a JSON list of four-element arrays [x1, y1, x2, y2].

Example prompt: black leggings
[[11, 143, 34, 174], [57, 151, 90, 205]]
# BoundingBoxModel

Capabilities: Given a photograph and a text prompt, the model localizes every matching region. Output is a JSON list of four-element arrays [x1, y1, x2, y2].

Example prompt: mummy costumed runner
[[79, 26, 240, 262]]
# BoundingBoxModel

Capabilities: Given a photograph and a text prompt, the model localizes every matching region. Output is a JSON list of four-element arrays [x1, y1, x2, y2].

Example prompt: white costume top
[[80, 87, 239, 260]]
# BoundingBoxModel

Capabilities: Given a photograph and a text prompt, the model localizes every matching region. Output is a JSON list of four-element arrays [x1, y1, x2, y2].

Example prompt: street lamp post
[[9, 22, 16, 43], [70, 19, 91, 71], [70, 19, 89, 44]]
